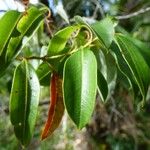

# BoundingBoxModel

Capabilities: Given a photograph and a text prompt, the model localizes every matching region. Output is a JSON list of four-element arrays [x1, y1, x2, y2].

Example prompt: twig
[[17, 54, 65, 61], [25, 55, 46, 60], [116, 6, 150, 20], [92, 0, 105, 18]]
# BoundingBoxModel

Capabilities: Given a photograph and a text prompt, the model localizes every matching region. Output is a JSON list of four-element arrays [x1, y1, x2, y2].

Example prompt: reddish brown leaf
[[41, 73, 64, 140]]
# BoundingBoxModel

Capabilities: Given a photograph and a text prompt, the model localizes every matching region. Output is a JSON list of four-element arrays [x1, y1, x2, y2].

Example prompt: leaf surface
[[48, 26, 79, 56], [63, 48, 97, 129], [10, 60, 40, 146], [0, 10, 21, 55], [91, 17, 114, 48]]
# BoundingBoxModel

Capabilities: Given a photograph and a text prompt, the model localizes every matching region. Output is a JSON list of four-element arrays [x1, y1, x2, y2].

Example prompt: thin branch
[[92, 0, 105, 18], [116, 6, 150, 20], [25, 56, 46, 60], [17, 54, 64, 61]]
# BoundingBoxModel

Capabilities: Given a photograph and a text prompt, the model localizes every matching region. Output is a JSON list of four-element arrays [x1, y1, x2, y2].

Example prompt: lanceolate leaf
[[0, 10, 21, 55], [91, 17, 115, 48], [115, 34, 150, 101], [41, 73, 64, 140], [63, 48, 97, 129], [6, 6, 47, 61], [47, 25, 80, 56], [10, 60, 40, 146]]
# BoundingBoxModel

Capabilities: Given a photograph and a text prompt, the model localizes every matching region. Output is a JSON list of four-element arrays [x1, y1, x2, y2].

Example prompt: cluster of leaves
[[0, 2, 150, 148]]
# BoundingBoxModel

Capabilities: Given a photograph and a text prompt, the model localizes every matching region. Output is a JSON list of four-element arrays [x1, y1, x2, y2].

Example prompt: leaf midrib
[[23, 60, 28, 144]]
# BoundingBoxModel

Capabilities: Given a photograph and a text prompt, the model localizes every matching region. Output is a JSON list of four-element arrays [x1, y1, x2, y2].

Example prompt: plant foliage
[[0, 1, 150, 148]]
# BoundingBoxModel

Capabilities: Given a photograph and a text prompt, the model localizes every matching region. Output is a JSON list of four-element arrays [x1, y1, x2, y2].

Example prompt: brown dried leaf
[[41, 73, 64, 140]]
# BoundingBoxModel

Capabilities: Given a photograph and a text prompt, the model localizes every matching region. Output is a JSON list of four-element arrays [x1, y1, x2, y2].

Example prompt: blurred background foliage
[[1, 0, 150, 149]]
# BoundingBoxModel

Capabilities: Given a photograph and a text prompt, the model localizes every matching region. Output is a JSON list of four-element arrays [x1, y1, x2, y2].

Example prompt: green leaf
[[10, 60, 40, 146], [104, 52, 117, 96], [115, 34, 150, 101], [111, 42, 133, 82], [122, 36, 150, 68], [94, 50, 117, 100], [6, 6, 46, 61], [97, 70, 108, 102], [48, 26, 79, 56], [0, 10, 21, 77], [91, 17, 115, 48], [0, 10, 21, 55], [36, 62, 51, 86], [111, 42, 137, 94], [63, 48, 97, 129]]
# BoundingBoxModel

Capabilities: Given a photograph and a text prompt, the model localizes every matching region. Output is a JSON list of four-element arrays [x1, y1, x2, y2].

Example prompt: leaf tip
[[41, 133, 47, 141]]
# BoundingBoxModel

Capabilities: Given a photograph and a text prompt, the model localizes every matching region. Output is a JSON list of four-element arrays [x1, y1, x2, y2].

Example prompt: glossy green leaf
[[10, 60, 40, 146], [91, 17, 115, 48], [115, 34, 150, 101], [0, 10, 21, 55], [48, 26, 79, 56], [97, 70, 108, 102], [63, 48, 97, 129], [36, 62, 51, 86], [6, 6, 46, 61]]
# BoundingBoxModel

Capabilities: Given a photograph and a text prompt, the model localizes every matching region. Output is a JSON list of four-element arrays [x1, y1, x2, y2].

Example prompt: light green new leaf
[[115, 34, 150, 101], [0, 10, 21, 55], [48, 26, 79, 56], [10, 60, 40, 146], [63, 48, 97, 129], [91, 17, 115, 48], [6, 6, 46, 61]]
